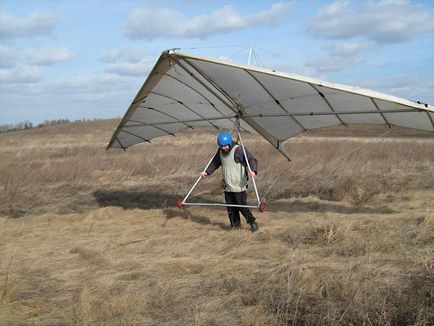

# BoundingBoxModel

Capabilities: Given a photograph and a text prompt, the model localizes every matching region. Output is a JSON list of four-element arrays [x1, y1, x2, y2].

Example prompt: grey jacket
[[205, 143, 258, 176]]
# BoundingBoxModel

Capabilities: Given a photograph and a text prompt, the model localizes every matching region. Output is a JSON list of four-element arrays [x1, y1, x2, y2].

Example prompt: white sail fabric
[[107, 51, 434, 158]]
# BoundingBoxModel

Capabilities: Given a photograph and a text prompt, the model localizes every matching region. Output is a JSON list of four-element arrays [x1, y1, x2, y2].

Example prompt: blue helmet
[[217, 131, 233, 147]]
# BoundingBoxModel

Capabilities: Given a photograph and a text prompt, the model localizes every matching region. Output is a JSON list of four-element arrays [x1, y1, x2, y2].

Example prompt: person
[[200, 131, 259, 232]]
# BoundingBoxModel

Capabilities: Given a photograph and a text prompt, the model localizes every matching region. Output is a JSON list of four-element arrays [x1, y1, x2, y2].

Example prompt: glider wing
[[107, 51, 434, 157]]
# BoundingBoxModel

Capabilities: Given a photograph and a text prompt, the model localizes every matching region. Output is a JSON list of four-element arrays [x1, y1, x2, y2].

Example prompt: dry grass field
[[0, 119, 433, 325]]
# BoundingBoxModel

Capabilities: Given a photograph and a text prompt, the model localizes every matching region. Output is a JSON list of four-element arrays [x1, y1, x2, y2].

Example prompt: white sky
[[1, 0, 433, 125]]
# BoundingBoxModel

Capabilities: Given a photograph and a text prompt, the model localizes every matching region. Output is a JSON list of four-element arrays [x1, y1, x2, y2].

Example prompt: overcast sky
[[1, 0, 433, 125]]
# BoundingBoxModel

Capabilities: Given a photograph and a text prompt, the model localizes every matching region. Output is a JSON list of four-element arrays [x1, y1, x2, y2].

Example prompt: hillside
[[0, 119, 433, 325]]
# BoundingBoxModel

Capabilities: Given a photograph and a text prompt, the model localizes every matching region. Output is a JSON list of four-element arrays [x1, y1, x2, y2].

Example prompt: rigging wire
[[253, 45, 306, 69], [180, 43, 303, 71], [174, 44, 292, 69], [175, 44, 266, 67], [252, 48, 265, 67], [226, 45, 252, 62], [177, 44, 249, 50]]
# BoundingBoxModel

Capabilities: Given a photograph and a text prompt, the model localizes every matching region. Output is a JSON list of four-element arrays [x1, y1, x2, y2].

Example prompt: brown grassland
[[0, 119, 433, 325]]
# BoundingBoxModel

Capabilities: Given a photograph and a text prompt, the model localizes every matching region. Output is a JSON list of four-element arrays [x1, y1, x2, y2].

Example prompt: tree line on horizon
[[0, 118, 103, 133]]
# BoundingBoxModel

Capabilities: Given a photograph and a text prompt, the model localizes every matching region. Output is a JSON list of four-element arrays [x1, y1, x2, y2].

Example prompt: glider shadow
[[161, 207, 228, 230], [93, 189, 228, 230], [94, 189, 183, 210], [266, 199, 395, 215]]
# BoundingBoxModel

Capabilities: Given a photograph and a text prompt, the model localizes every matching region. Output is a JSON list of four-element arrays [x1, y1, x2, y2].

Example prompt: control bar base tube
[[182, 202, 259, 209]]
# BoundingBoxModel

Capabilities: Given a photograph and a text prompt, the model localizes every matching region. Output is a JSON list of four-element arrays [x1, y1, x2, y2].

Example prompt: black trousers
[[224, 191, 256, 227]]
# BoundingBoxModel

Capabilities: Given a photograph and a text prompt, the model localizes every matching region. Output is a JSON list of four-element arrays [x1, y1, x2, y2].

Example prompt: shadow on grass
[[93, 189, 228, 230], [94, 189, 183, 210], [267, 199, 395, 214], [93, 189, 392, 229], [161, 208, 228, 230]]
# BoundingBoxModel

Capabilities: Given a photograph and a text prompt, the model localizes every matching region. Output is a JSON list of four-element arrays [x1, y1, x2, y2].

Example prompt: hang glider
[[107, 50, 434, 160]]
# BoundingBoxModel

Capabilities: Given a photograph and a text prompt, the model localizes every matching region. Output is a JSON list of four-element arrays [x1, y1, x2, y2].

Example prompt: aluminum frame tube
[[180, 117, 262, 210]]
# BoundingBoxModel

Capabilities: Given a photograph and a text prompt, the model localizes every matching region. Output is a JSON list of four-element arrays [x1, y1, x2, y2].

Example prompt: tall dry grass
[[1, 120, 433, 217], [0, 120, 433, 325]]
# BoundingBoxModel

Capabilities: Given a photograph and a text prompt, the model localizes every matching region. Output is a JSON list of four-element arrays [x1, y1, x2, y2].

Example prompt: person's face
[[220, 144, 230, 152]]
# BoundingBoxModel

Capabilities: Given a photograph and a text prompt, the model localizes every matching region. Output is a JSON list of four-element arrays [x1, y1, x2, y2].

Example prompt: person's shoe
[[231, 225, 241, 230], [250, 221, 259, 232]]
